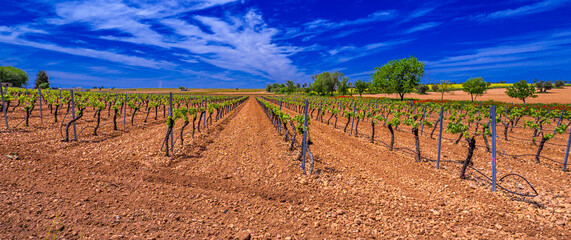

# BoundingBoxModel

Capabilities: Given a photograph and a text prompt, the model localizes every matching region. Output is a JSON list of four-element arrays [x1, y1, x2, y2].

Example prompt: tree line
[[0, 66, 50, 89], [266, 56, 567, 102]]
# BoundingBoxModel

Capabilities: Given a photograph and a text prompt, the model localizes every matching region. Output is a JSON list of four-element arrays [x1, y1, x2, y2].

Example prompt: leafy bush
[[535, 80, 553, 93], [354, 79, 369, 96], [415, 84, 429, 94], [462, 77, 487, 101], [544, 80, 553, 91], [505, 80, 536, 103], [555, 80, 565, 88]]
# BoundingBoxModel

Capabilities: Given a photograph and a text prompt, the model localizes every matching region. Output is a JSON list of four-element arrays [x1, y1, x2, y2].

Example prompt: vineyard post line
[[553, 110, 564, 136], [436, 106, 443, 169], [38, 88, 43, 125], [123, 94, 127, 130], [420, 105, 427, 136], [169, 93, 174, 152], [564, 126, 571, 171], [1, 86, 8, 129], [70, 90, 77, 141], [57, 90, 61, 116], [350, 102, 356, 136], [491, 105, 497, 192], [504, 104, 508, 124], [203, 99, 207, 130], [319, 100, 323, 121], [366, 102, 371, 123], [301, 99, 309, 174]]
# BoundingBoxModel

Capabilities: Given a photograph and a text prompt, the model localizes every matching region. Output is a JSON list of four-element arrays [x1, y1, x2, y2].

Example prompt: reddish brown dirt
[[1, 97, 570, 239], [362, 87, 571, 104]]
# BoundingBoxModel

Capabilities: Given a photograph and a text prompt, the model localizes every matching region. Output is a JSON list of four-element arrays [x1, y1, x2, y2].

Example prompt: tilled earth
[[0, 97, 570, 239]]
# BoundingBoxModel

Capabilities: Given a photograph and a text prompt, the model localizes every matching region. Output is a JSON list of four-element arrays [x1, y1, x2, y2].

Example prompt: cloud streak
[[283, 10, 397, 41], [473, 0, 570, 21], [0, 25, 175, 69], [404, 22, 442, 34], [328, 39, 414, 63], [425, 29, 571, 75]]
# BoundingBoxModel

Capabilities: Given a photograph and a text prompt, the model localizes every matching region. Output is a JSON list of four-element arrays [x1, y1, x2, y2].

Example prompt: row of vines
[[256, 97, 314, 175], [262, 95, 571, 196], [0, 87, 247, 156]]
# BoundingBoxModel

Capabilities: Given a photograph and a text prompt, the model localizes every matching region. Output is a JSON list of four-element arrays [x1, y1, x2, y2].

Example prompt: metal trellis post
[[1, 86, 8, 129], [38, 88, 43, 124], [350, 102, 356, 136], [169, 92, 174, 151], [203, 99, 207, 130], [491, 105, 497, 192], [70, 90, 77, 141], [563, 127, 571, 171], [123, 94, 127, 130], [436, 106, 444, 169], [553, 110, 564, 136], [301, 100, 309, 174], [420, 105, 427, 136]]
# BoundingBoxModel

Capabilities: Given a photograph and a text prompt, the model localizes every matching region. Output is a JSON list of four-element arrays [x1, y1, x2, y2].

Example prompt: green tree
[[270, 83, 283, 93], [415, 84, 429, 94], [311, 71, 343, 95], [325, 71, 343, 95], [34, 71, 49, 89], [462, 77, 487, 101], [338, 77, 350, 95], [435, 80, 453, 100], [310, 74, 324, 95], [354, 79, 369, 97], [543, 80, 553, 92], [534, 79, 553, 93], [285, 80, 295, 94], [0, 66, 29, 87], [371, 56, 424, 100], [505, 80, 537, 103]]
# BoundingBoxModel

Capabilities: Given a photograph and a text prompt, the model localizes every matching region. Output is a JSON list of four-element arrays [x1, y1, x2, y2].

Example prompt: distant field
[[446, 83, 513, 90], [91, 88, 266, 95], [363, 86, 571, 104]]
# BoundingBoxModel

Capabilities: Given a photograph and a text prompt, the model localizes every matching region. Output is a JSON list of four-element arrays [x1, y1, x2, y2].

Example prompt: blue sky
[[1, 0, 570, 88]]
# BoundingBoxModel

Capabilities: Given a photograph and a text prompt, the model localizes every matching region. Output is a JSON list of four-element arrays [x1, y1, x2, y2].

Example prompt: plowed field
[[1, 97, 569, 239]]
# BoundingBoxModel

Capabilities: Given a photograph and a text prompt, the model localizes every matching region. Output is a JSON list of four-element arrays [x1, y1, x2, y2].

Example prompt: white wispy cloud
[[327, 39, 414, 63], [45, 0, 306, 81], [283, 10, 397, 41], [346, 70, 374, 79], [304, 10, 396, 30], [425, 29, 571, 73], [409, 7, 437, 19], [404, 22, 442, 34], [473, 0, 570, 21], [398, 5, 439, 24], [0, 25, 174, 69]]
